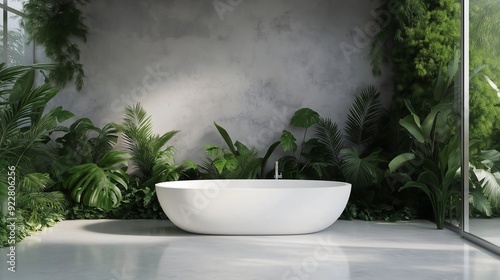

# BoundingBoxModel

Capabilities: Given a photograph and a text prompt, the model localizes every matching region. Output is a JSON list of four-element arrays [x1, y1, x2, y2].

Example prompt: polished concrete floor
[[1, 219, 499, 280], [469, 218, 500, 247]]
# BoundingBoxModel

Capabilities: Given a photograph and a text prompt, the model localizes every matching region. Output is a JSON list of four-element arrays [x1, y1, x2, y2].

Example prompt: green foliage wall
[[372, 0, 460, 109], [469, 0, 500, 150]]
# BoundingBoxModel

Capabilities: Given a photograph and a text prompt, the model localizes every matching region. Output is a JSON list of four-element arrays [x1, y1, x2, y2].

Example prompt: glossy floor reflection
[[1, 220, 499, 280]]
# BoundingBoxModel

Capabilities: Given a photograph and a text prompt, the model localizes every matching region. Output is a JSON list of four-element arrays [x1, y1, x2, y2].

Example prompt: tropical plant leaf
[[214, 122, 237, 155], [120, 103, 178, 180], [183, 160, 198, 170], [315, 117, 344, 166], [388, 153, 416, 172], [16, 191, 67, 225], [474, 169, 500, 208], [290, 108, 320, 128], [204, 144, 222, 157], [63, 151, 130, 210], [399, 115, 425, 143], [261, 141, 280, 178], [344, 85, 382, 146], [399, 181, 431, 198], [20, 173, 52, 193], [478, 150, 500, 168], [340, 147, 383, 189], [280, 130, 297, 152], [417, 169, 441, 193], [469, 189, 492, 217], [234, 141, 249, 154], [213, 154, 238, 174]]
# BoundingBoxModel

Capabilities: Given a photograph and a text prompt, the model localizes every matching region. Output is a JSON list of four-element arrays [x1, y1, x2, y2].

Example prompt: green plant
[[49, 118, 120, 189], [201, 122, 279, 179], [119, 104, 181, 183], [468, 1, 500, 150], [370, 0, 460, 111], [278, 108, 326, 179], [0, 28, 26, 66], [340, 201, 416, 222], [388, 56, 461, 229], [315, 86, 385, 190], [22, 0, 89, 90], [117, 103, 183, 218], [62, 151, 130, 211], [469, 147, 500, 217], [0, 63, 71, 246]]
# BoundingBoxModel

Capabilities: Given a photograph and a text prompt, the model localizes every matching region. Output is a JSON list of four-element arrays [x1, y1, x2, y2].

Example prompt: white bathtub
[[155, 179, 351, 235]]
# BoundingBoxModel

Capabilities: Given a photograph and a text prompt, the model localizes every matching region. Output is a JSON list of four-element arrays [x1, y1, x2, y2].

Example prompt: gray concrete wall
[[54, 0, 392, 163]]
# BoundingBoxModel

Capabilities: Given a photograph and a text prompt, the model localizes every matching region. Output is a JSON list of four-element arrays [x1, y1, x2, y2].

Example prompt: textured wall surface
[[55, 0, 392, 162]]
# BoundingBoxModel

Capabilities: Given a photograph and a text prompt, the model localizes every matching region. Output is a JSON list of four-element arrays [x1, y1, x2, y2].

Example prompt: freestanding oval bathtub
[[155, 179, 351, 235]]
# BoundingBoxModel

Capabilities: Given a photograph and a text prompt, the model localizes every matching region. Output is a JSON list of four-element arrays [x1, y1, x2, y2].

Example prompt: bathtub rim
[[155, 179, 351, 190]]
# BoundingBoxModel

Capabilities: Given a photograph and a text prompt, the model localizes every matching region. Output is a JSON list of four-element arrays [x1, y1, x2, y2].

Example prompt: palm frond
[[20, 173, 52, 193], [315, 117, 344, 166], [17, 191, 67, 213], [344, 85, 382, 147], [120, 103, 178, 179]]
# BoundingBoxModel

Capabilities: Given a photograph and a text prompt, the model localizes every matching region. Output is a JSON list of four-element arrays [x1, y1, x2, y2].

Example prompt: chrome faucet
[[274, 161, 282, 179]]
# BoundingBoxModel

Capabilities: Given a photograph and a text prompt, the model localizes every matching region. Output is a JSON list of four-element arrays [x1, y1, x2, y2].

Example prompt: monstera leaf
[[290, 108, 320, 128]]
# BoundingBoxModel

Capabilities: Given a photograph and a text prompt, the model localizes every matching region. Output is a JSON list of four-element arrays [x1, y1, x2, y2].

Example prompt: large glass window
[[0, 0, 32, 65], [465, 0, 500, 250]]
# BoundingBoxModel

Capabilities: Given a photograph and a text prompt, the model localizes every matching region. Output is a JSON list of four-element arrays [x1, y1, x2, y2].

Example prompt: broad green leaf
[[261, 141, 280, 177], [234, 141, 249, 154], [204, 144, 221, 157], [213, 154, 238, 174], [280, 130, 298, 152], [400, 115, 424, 143], [183, 160, 198, 170], [469, 190, 492, 217], [388, 153, 415, 172], [417, 170, 440, 191], [399, 181, 431, 197], [340, 147, 383, 189], [214, 122, 237, 155], [290, 108, 320, 128], [10, 69, 35, 102]]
